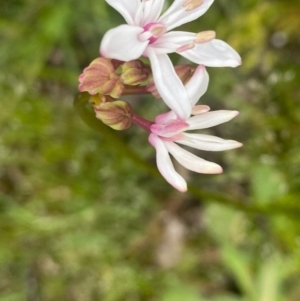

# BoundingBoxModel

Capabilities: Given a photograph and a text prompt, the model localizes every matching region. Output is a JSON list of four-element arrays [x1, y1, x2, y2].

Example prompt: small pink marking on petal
[[100, 49, 106, 57], [148, 133, 158, 147], [162, 133, 185, 141], [192, 105, 211, 115], [232, 111, 240, 117], [234, 142, 243, 148], [160, 120, 189, 137], [176, 43, 195, 53], [150, 124, 165, 136], [204, 165, 223, 174], [150, 119, 189, 138]]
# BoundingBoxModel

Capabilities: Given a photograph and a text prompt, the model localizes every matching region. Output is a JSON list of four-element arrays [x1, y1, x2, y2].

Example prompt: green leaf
[[221, 245, 255, 300], [162, 286, 202, 301], [251, 164, 285, 204]]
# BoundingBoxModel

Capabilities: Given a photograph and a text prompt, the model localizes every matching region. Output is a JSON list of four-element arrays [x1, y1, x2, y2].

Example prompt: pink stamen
[[176, 43, 195, 53], [142, 22, 167, 44]]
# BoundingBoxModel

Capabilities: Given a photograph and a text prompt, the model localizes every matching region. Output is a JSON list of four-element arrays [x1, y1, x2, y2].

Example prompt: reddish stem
[[132, 114, 154, 132], [122, 85, 150, 95]]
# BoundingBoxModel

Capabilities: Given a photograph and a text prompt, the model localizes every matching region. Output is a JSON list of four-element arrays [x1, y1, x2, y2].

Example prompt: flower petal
[[139, 0, 165, 26], [100, 25, 149, 61], [187, 110, 239, 130], [149, 134, 187, 192], [151, 31, 195, 54], [185, 65, 209, 106], [159, 0, 214, 31], [155, 111, 177, 124], [165, 141, 223, 174], [105, 0, 141, 26], [179, 39, 242, 67], [177, 133, 243, 151], [151, 119, 189, 138], [147, 49, 191, 120]]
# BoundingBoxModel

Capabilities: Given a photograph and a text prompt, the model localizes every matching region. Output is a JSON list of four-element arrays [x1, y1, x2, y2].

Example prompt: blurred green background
[[1, 0, 300, 300]]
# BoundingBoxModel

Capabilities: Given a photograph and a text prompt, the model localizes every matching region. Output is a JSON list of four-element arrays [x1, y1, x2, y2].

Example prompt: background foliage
[[1, 0, 300, 300]]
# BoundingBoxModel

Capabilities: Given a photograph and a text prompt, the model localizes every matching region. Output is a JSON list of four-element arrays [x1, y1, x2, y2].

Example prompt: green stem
[[74, 93, 300, 219]]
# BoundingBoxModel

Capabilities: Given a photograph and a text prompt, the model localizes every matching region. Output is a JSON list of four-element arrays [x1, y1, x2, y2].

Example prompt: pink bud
[[78, 57, 124, 98]]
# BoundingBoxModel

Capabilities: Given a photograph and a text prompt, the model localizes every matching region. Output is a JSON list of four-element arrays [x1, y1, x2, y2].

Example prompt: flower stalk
[[77, 0, 243, 192], [132, 114, 154, 132]]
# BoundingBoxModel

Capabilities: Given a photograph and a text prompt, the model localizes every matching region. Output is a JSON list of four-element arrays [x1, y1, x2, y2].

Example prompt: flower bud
[[120, 60, 151, 85], [146, 64, 195, 99], [95, 100, 133, 130], [111, 59, 124, 70], [78, 57, 124, 98], [146, 78, 161, 99], [174, 64, 196, 84]]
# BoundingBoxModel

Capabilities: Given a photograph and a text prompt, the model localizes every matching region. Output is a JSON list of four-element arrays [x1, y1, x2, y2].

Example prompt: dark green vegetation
[[1, 0, 300, 300]]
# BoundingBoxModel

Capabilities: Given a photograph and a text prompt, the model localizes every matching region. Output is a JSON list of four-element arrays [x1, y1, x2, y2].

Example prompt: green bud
[[120, 60, 151, 85], [95, 100, 133, 130]]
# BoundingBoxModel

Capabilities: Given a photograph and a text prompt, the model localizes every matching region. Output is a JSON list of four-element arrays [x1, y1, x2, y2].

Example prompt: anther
[[194, 31, 216, 43], [183, 0, 204, 12], [176, 43, 195, 53]]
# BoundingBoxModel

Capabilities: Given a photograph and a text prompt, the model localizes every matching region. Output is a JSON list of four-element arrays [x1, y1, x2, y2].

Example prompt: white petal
[[185, 65, 209, 106], [165, 141, 223, 174], [151, 31, 195, 54], [159, 0, 214, 31], [149, 134, 187, 192], [100, 25, 149, 61], [177, 133, 243, 151], [179, 39, 242, 67], [140, 0, 165, 26], [105, 0, 141, 26], [188, 110, 239, 130], [147, 49, 191, 120]]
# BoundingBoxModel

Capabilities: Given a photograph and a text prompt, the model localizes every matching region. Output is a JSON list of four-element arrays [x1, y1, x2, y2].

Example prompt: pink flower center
[[151, 119, 189, 139], [140, 22, 167, 44]]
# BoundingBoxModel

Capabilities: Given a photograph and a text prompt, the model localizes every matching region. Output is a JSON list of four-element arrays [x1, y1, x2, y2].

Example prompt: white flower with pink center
[[100, 0, 241, 119], [147, 65, 242, 192]]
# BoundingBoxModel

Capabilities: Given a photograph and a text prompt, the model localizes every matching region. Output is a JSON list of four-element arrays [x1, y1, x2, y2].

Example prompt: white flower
[[100, 0, 241, 120], [148, 65, 242, 192]]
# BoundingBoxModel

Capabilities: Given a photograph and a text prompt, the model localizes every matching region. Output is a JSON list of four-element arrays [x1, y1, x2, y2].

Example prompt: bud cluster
[[77, 0, 242, 192], [78, 57, 196, 131]]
